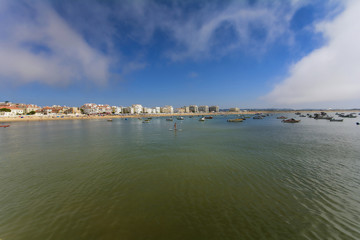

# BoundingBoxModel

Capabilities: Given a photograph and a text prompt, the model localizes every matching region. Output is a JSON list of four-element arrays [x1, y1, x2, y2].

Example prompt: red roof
[[0, 106, 22, 110]]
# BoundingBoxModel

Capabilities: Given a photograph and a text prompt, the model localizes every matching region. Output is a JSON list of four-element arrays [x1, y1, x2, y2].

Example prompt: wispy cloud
[[164, 3, 293, 61], [0, 1, 110, 86], [107, 1, 304, 61], [263, 0, 360, 107], [0, 0, 315, 87], [58, 1, 306, 61]]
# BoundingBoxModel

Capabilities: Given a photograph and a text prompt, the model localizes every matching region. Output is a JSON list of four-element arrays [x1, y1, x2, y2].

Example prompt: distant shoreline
[[1, 110, 359, 123]]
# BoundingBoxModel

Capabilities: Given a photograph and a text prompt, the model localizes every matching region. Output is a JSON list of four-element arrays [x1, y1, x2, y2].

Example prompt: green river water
[[1, 114, 360, 240]]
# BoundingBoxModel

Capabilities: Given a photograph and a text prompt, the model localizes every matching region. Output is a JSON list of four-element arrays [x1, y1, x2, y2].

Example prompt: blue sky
[[1, 0, 360, 109]]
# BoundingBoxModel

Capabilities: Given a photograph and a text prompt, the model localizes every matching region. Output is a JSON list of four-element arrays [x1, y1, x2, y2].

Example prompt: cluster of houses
[[0, 101, 240, 117], [0, 102, 81, 116]]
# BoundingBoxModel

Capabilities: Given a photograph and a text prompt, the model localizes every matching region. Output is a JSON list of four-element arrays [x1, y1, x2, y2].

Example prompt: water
[[1, 115, 360, 240]]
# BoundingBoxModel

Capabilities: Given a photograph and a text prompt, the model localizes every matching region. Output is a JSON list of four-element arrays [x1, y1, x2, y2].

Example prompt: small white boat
[[199, 117, 205, 121]]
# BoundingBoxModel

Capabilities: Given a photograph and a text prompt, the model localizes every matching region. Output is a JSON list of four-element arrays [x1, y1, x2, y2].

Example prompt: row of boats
[[276, 112, 359, 123], [105, 112, 359, 125], [166, 116, 214, 122]]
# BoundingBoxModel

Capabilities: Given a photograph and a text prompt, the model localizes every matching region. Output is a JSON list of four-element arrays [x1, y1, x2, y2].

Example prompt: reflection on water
[[1, 115, 360, 240]]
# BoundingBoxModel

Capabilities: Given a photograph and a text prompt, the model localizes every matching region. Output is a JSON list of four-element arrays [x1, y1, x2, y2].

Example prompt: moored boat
[[339, 113, 357, 118], [166, 118, 173, 121], [107, 119, 113, 122], [227, 118, 244, 122], [314, 113, 332, 120], [253, 116, 263, 119], [282, 118, 300, 123], [0, 125, 10, 128], [205, 116, 213, 119], [330, 119, 343, 122], [277, 116, 287, 119], [199, 117, 205, 121], [176, 117, 184, 120]]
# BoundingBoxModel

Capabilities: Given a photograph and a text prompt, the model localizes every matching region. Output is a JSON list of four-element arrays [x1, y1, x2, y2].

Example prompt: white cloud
[[91, 1, 303, 61], [162, 2, 296, 61], [264, 0, 360, 107], [0, 1, 110, 86]]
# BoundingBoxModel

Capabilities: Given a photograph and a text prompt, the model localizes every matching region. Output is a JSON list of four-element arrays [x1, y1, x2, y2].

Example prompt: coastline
[[1, 110, 358, 123]]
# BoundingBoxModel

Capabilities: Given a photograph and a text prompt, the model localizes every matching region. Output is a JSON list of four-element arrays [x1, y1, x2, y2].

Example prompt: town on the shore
[[0, 101, 244, 117]]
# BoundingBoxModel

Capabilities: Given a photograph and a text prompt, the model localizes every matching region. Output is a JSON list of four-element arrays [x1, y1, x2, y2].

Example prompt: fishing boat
[[0, 125, 10, 128], [282, 118, 300, 123], [314, 113, 332, 120], [330, 119, 343, 122], [199, 117, 205, 121], [227, 118, 244, 122], [314, 116, 332, 120], [339, 113, 357, 118]]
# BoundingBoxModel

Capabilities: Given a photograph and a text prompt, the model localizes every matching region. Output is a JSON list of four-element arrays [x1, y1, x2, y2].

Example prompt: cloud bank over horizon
[[264, 0, 360, 107]]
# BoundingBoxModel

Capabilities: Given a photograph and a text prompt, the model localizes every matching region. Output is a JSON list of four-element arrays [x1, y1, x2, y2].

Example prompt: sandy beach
[[1, 110, 358, 123]]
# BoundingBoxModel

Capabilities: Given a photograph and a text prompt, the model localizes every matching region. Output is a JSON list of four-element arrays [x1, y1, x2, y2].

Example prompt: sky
[[1, 0, 359, 109]]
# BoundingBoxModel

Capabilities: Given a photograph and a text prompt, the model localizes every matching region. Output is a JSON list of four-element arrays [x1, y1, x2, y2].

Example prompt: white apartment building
[[153, 107, 161, 114], [0, 107, 24, 116], [81, 103, 99, 115], [112, 106, 122, 114], [229, 107, 240, 112], [161, 105, 174, 114], [198, 105, 209, 113], [209, 106, 219, 112], [122, 107, 134, 114], [132, 104, 143, 114], [25, 104, 41, 114], [189, 105, 198, 113], [97, 104, 112, 114], [143, 107, 153, 114]]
